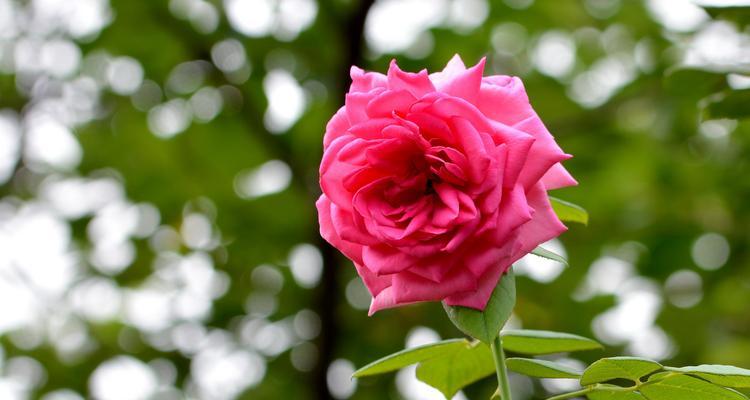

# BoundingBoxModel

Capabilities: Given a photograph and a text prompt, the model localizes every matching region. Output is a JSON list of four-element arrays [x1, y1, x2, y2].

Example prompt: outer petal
[[443, 257, 513, 309], [317, 195, 364, 264], [387, 60, 436, 98], [323, 106, 351, 149], [320, 135, 359, 210], [510, 182, 568, 259], [362, 245, 417, 275], [429, 54, 467, 87], [513, 114, 573, 189], [355, 262, 391, 298], [392, 267, 477, 304], [350, 66, 388, 93], [541, 163, 578, 190], [434, 57, 486, 103], [477, 75, 535, 126]]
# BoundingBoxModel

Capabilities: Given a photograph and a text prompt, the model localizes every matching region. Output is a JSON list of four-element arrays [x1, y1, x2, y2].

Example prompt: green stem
[[545, 387, 594, 400], [490, 336, 512, 400]]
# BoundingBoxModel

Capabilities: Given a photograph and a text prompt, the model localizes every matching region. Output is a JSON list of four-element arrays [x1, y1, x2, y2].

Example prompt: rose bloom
[[317, 55, 576, 315]]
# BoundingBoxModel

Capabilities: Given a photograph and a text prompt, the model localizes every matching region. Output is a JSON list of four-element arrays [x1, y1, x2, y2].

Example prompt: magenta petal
[[491, 185, 533, 245], [443, 260, 513, 309], [369, 286, 399, 315], [477, 75, 535, 126], [435, 57, 486, 102], [323, 106, 351, 149], [429, 54, 467, 86], [332, 203, 380, 246], [449, 116, 491, 184], [391, 267, 477, 304], [320, 135, 358, 211], [354, 262, 391, 298], [387, 60, 436, 98], [350, 66, 388, 93], [362, 245, 417, 275], [366, 89, 417, 118], [345, 89, 382, 125], [541, 163, 578, 190], [317, 195, 364, 264], [513, 115, 572, 189], [510, 183, 568, 259]]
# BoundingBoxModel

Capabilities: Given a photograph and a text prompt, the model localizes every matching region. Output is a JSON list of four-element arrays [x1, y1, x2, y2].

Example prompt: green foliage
[[415, 342, 495, 399], [588, 390, 646, 400], [443, 270, 516, 344], [580, 357, 663, 386], [705, 89, 750, 120], [354, 329, 750, 400], [506, 358, 582, 379], [352, 339, 470, 377], [550, 197, 589, 225], [638, 374, 748, 400], [501, 329, 603, 355], [665, 365, 750, 388], [530, 246, 569, 266]]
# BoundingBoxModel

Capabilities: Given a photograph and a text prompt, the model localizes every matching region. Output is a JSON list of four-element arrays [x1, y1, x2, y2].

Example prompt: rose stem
[[491, 336, 513, 400]]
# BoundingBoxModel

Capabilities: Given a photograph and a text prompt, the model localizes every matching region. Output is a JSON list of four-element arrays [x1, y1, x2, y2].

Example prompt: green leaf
[[640, 374, 749, 400], [588, 390, 646, 400], [530, 246, 568, 266], [705, 89, 750, 120], [550, 197, 589, 225], [580, 357, 663, 386], [352, 339, 469, 377], [664, 67, 728, 98], [415, 341, 495, 399], [443, 270, 516, 344], [506, 357, 582, 378], [665, 365, 750, 388], [501, 330, 603, 355]]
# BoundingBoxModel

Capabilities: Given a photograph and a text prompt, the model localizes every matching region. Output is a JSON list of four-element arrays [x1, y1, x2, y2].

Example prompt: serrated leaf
[[581, 357, 663, 386], [353, 339, 469, 377], [415, 341, 495, 399], [550, 197, 589, 225], [640, 374, 749, 400], [501, 330, 602, 355], [443, 270, 516, 344], [588, 390, 646, 400], [666, 365, 750, 388], [531, 246, 568, 266], [506, 357, 582, 378]]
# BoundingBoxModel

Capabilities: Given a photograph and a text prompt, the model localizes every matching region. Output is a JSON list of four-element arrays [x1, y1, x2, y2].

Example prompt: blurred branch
[[148, 2, 375, 398], [314, 2, 375, 400]]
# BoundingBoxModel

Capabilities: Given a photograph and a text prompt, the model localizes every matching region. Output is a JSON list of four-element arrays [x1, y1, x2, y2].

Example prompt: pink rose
[[317, 55, 577, 315]]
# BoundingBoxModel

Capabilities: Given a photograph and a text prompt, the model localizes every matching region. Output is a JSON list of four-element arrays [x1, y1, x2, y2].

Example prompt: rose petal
[[317, 195, 364, 264], [510, 182, 568, 259], [477, 75, 535, 126], [366, 89, 417, 118], [513, 115, 572, 189], [391, 267, 477, 304], [429, 54, 467, 87], [323, 106, 351, 149], [434, 57, 486, 102], [362, 245, 417, 275], [350, 65, 388, 93], [387, 60, 436, 98], [541, 163, 578, 190]]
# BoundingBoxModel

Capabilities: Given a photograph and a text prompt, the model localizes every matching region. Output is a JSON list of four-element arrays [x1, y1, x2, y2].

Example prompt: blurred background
[[0, 0, 749, 399]]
